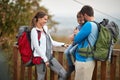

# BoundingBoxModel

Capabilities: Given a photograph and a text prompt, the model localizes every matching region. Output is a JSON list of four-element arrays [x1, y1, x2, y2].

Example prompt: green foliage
[[0, 0, 41, 37], [0, 0, 58, 50]]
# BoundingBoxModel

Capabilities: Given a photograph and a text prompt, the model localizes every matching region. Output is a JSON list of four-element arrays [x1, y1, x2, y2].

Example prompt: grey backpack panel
[[16, 26, 29, 38], [106, 21, 119, 43]]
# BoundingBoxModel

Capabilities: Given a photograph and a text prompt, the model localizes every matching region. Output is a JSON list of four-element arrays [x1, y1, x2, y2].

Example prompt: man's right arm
[[74, 22, 92, 44]]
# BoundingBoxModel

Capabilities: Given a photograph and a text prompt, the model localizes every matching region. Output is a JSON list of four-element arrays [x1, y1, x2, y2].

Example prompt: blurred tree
[[0, 0, 58, 50]]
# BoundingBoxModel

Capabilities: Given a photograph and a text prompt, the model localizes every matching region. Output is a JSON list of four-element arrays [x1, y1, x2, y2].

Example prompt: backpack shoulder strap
[[92, 21, 101, 32], [32, 30, 41, 52]]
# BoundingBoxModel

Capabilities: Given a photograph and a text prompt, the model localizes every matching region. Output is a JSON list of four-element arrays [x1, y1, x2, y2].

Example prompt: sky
[[41, 0, 120, 18], [40, 0, 120, 36]]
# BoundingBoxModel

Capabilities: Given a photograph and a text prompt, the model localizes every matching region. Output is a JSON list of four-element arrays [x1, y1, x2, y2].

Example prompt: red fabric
[[18, 31, 43, 65], [37, 30, 41, 40], [32, 57, 42, 64]]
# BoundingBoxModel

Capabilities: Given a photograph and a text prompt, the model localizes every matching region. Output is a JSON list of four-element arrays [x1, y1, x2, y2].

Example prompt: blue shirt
[[74, 21, 98, 62]]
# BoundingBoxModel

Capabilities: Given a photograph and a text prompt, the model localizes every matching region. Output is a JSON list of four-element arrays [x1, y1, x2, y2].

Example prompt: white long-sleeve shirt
[[31, 25, 65, 62]]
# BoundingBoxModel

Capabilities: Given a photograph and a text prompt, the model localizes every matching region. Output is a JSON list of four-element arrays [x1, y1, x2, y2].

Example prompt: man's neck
[[88, 16, 94, 21]]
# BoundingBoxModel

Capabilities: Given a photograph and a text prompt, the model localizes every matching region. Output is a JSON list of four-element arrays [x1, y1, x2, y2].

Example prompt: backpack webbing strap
[[32, 30, 41, 53]]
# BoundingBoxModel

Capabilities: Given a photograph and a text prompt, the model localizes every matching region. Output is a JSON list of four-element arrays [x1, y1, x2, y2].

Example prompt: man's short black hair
[[80, 5, 94, 17]]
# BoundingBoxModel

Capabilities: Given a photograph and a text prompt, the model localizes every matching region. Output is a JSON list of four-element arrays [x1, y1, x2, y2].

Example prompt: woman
[[30, 11, 67, 80]]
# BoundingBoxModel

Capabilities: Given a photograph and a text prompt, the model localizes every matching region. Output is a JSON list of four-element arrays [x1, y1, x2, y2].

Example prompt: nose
[[45, 20, 47, 23]]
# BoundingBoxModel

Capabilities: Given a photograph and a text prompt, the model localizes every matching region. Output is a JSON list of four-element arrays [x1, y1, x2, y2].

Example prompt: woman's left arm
[[44, 25, 65, 47], [49, 34, 65, 46]]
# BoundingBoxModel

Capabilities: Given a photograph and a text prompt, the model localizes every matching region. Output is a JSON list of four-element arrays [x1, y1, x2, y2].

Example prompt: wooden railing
[[13, 45, 120, 80]]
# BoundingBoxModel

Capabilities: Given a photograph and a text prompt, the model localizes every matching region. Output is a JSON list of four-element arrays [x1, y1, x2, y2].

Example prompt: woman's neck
[[36, 24, 43, 29], [36, 24, 44, 31]]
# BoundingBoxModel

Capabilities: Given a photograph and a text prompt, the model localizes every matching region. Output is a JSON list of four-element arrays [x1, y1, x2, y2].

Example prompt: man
[[73, 5, 98, 80]]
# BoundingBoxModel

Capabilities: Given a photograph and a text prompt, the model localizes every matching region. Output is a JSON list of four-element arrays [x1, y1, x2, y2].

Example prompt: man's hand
[[74, 28, 79, 35]]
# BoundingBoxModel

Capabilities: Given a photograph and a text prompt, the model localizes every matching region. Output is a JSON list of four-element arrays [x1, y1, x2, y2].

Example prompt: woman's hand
[[45, 61, 50, 67], [64, 44, 69, 47]]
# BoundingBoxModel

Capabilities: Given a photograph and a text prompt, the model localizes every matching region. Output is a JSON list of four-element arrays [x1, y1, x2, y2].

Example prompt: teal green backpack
[[79, 19, 119, 61]]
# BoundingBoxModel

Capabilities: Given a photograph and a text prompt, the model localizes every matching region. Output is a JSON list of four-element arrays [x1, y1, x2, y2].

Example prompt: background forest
[[0, 0, 62, 59]]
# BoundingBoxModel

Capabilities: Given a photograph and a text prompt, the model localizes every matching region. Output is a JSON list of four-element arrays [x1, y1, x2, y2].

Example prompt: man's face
[[83, 14, 88, 22]]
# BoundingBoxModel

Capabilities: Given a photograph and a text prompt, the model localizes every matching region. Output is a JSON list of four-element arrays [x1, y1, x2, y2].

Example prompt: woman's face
[[37, 15, 48, 27]]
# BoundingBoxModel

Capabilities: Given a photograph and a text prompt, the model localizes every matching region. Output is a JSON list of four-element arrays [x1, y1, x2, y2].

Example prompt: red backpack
[[17, 26, 43, 67]]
